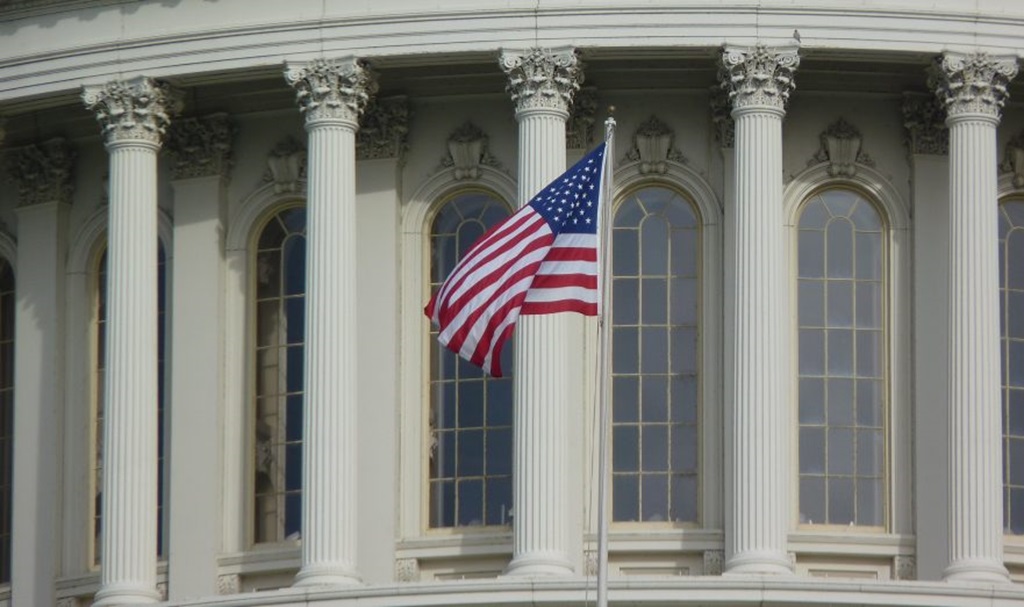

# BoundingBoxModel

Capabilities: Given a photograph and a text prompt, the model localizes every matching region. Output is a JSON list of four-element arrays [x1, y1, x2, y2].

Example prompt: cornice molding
[[164, 113, 234, 180], [284, 57, 378, 125], [500, 46, 582, 115], [4, 137, 75, 207], [81, 76, 182, 145]]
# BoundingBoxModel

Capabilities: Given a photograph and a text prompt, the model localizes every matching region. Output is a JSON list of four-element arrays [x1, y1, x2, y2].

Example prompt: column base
[[724, 551, 794, 575], [503, 552, 574, 577], [92, 583, 161, 607], [294, 563, 362, 587], [943, 559, 1010, 584]]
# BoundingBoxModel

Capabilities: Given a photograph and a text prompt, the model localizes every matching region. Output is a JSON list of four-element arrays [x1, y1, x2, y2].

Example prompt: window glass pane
[[798, 190, 886, 527], [428, 192, 513, 528], [613, 186, 700, 524], [253, 206, 306, 543]]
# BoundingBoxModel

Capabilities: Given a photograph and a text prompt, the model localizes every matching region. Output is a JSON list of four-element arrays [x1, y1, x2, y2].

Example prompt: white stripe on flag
[[523, 285, 601, 304]]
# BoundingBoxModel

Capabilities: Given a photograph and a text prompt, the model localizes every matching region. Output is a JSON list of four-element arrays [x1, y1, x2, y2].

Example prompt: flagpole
[[596, 111, 616, 607]]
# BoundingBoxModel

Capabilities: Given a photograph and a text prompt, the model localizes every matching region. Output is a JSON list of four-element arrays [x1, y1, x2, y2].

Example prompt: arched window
[[252, 206, 306, 543], [428, 191, 513, 528], [1000, 199, 1024, 535], [93, 244, 169, 563], [0, 259, 12, 582], [796, 189, 885, 528], [611, 185, 700, 524]]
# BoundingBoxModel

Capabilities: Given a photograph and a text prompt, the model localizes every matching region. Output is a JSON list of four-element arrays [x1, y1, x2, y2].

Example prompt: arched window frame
[[398, 166, 517, 560], [602, 161, 722, 555], [62, 206, 173, 574], [998, 171, 1024, 561], [784, 165, 911, 552], [223, 182, 308, 560]]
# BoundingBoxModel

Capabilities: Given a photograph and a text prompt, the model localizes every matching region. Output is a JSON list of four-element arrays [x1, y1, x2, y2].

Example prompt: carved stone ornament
[[624, 115, 687, 175], [567, 87, 598, 149], [719, 44, 800, 111], [902, 93, 949, 156], [357, 96, 410, 161], [217, 573, 241, 595], [262, 137, 307, 194], [809, 117, 875, 176], [4, 137, 75, 206], [164, 113, 234, 180], [55, 598, 79, 607], [930, 52, 1018, 119], [893, 555, 916, 580], [583, 550, 598, 576], [441, 122, 505, 180], [1001, 130, 1024, 189], [500, 46, 583, 114], [709, 86, 735, 148], [82, 76, 182, 145], [395, 557, 419, 582], [703, 550, 724, 576], [284, 57, 379, 124]]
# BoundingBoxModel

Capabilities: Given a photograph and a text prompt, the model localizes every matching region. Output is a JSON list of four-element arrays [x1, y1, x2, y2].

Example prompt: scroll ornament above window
[[809, 117, 874, 177], [1000, 130, 1024, 189], [441, 121, 505, 180], [263, 137, 307, 194], [624, 115, 687, 175]]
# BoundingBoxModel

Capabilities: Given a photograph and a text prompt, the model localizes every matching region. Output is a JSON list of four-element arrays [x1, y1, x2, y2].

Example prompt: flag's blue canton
[[528, 144, 605, 235]]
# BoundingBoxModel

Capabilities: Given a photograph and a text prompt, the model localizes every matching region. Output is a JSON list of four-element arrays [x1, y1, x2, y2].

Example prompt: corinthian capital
[[719, 44, 800, 111], [285, 57, 378, 125], [500, 47, 583, 114], [82, 76, 182, 145], [5, 138, 76, 206], [165, 113, 235, 179], [931, 52, 1018, 119]]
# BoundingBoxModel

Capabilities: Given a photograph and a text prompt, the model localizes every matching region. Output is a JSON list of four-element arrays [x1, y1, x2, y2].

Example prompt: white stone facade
[[1, 1, 1024, 606]]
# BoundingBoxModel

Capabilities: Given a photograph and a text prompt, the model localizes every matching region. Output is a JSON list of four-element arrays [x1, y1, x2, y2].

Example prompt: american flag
[[425, 143, 607, 377]]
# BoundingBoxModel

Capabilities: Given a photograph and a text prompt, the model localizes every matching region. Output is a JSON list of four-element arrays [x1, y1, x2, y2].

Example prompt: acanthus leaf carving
[[709, 86, 735, 148], [164, 113, 234, 180], [4, 137, 76, 207], [357, 96, 410, 161], [903, 93, 949, 156], [395, 557, 419, 582], [217, 573, 241, 595], [719, 44, 800, 111], [82, 76, 182, 145], [567, 87, 598, 150], [285, 57, 379, 124], [623, 115, 687, 175], [930, 52, 1018, 119], [500, 46, 583, 114]]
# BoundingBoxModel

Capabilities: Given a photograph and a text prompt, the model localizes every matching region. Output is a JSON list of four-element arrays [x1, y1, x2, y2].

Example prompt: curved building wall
[[0, 1, 1023, 606]]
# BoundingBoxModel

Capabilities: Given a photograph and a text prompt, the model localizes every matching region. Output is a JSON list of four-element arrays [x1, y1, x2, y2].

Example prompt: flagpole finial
[[604, 109, 616, 142]]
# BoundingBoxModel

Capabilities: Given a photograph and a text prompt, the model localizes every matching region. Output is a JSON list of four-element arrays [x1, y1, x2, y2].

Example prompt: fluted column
[[932, 52, 1018, 583], [719, 44, 799, 575], [82, 77, 180, 606], [285, 57, 377, 586], [500, 47, 583, 577]]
